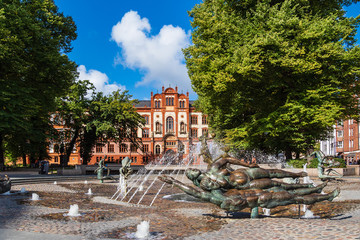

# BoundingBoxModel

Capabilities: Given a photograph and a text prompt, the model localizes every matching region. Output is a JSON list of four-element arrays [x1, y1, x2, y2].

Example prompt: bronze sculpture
[[159, 175, 339, 212], [185, 157, 310, 191], [0, 175, 11, 194], [311, 151, 343, 180], [94, 155, 113, 183], [119, 156, 133, 180], [160, 155, 340, 218]]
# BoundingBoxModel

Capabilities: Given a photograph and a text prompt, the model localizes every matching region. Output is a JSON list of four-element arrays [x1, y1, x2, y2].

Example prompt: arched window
[[155, 145, 161, 155], [166, 117, 174, 133]]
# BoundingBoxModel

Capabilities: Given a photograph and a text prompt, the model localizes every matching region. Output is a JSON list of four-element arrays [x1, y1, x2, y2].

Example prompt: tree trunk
[[22, 154, 27, 166], [64, 129, 79, 166], [285, 149, 293, 160], [0, 134, 4, 170]]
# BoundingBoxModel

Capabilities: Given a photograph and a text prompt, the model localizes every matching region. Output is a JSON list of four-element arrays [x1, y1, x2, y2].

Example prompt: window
[[54, 144, 59, 153], [166, 141, 176, 146], [349, 119, 354, 125], [155, 100, 161, 108], [350, 128, 354, 136], [202, 128, 208, 138], [155, 145, 161, 155], [142, 128, 149, 138], [131, 157, 137, 163], [166, 117, 174, 133], [108, 144, 115, 153], [96, 145, 103, 153], [54, 156, 58, 163], [144, 116, 149, 125], [119, 144, 127, 153], [191, 116, 198, 124], [143, 144, 149, 153], [191, 128, 198, 138], [350, 140, 354, 148], [166, 97, 174, 106], [131, 128, 138, 138], [130, 144, 137, 152], [49, 143, 54, 153], [155, 122, 161, 133], [338, 120, 343, 126], [180, 122, 186, 133], [337, 141, 343, 148], [337, 130, 343, 137], [202, 115, 208, 125]]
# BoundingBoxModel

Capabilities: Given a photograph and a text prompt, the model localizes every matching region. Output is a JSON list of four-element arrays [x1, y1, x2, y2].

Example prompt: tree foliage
[[0, 0, 77, 167], [56, 81, 145, 165], [184, 0, 360, 158]]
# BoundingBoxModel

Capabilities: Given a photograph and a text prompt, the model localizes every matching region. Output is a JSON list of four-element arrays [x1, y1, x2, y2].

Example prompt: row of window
[[95, 156, 138, 163], [336, 140, 354, 148], [337, 128, 355, 138], [142, 115, 208, 126], [96, 144, 143, 153], [154, 99, 187, 108]]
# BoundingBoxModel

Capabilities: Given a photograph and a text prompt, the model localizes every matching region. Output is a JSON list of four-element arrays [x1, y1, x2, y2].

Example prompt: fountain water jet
[[85, 188, 92, 195], [64, 204, 81, 217], [31, 193, 40, 201], [135, 221, 150, 239]]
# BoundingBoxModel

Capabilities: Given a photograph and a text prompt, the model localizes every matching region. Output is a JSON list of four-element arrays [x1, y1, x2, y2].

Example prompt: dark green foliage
[[56, 81, 145, 165], [184, 0, 360, 159], [0, 0, 77, 167], [287, 157, 346, 168]]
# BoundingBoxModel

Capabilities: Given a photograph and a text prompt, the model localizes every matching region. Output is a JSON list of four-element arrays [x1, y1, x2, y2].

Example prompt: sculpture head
[[122, 156, 132, 167], [185, 168, 202, 181], [199, 176, 221, 191]]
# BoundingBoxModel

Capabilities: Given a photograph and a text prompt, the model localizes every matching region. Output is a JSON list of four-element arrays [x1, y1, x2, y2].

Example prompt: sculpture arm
[[211, 157, 259, 169], [159, 175, 212, 201]]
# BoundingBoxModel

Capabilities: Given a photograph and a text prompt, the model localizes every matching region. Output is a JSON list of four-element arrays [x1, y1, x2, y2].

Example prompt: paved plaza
[[0, 173, 360, 240]]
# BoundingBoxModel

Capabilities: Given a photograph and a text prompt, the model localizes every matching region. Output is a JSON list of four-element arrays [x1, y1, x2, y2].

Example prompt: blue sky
[[54, 0, 359, 100]]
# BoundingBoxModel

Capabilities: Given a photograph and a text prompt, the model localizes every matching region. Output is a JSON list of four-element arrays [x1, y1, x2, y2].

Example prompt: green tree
[[184, 0, 360, 159], [0, 0, 77, 168], [57, 81, 145, 165]]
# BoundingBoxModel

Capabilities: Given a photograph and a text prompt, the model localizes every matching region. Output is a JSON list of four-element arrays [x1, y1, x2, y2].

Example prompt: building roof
[[135, 100, 151, 108]]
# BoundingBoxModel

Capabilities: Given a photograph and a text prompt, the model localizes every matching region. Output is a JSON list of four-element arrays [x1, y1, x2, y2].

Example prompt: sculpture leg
[[294, 188, 340, 204], [250, 207, 259, 218], [287, 182, 328, 195], [267, 169, 307, 178]]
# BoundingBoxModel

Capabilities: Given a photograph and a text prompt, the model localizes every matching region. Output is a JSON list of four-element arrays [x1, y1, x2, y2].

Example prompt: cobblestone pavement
[[1, 178, 360, 239]]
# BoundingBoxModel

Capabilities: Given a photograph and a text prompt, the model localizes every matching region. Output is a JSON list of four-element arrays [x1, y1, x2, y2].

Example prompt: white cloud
[[111, 11, 193, 92], [77, 65, 125, 95]]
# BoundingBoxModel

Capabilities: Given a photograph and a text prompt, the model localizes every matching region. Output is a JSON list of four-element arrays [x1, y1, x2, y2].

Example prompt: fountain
[[64, 204, 81, 217], [20, 187, 27, 193], [2, 191, 11, 195], [31, 193, 40, 201], [84, 180, 88, 184], [54, 181, 57, 185], [135, 221, 150, 239], [85, 188, 92, 195], [262, 208, 271, 216], [159, 139, 340, 218]]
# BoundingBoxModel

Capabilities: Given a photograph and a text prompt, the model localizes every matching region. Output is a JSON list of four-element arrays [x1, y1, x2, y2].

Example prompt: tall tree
[[184, 0, 360, 159], [57, 81, 145, 165], [0, 0, 77, 167]]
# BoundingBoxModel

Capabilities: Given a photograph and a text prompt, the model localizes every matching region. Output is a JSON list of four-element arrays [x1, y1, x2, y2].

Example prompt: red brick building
[[335, 119, 360, 165], [47, 87, 208, 166]]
